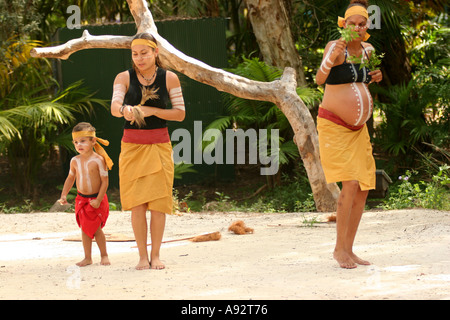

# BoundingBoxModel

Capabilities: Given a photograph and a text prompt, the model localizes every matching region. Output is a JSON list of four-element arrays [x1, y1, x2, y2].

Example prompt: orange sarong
[[317, 116, 376, 191], [119, 140, 174, 213]]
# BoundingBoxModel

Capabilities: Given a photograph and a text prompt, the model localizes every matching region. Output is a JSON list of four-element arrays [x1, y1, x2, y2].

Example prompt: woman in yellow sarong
[[111, 33, 186, 270], [315, 0, 383, 268]]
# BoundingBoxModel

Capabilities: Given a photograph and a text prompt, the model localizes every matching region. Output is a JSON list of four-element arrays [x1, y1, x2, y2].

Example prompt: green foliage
[[372, 42, 449, 170], [382, 166, 450, 211], [0, 0, 41, 41], [348, 51, 385, 71], [338, 26, 359, 42], [174, 162, 197, 180], [0, 38, 108, 197], [0, 199, 33, 214]]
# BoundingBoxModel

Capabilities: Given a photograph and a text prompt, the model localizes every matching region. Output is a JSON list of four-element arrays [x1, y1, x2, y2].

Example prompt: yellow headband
[[338, 6, 370, 40], [131, 39, 158, 49], [72, 131, 114, 170], [72, 131, 95, 139]]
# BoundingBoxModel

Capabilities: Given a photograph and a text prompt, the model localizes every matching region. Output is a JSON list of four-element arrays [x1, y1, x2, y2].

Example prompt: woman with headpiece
[[315, 0, 382, 269], [111, 33, 186, 270]]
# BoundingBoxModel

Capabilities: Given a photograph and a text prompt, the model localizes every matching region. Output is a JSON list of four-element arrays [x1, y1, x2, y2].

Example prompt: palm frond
[[0, 112, 20, 143], [174, 162, 197, 180]]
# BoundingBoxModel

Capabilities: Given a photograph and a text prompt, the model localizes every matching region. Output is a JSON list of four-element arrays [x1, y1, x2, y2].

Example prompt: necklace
[[138, 67, 158, 84]]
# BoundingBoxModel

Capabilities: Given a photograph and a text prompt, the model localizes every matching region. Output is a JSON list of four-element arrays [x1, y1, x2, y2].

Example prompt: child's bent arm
[[90, 160, 109, 208]]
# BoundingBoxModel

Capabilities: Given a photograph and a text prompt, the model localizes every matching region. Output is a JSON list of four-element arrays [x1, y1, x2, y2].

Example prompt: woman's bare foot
[[100, 255, 111, 266], [76, 258, 93, 267], [135, 258, 150, 270], [349, 253, 371, 265], [333, 250, 357, 269], [151, 257, 165, 270]]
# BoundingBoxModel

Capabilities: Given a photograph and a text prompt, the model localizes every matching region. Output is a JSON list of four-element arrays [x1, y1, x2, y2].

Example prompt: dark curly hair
[[348, 0, 369, 9]]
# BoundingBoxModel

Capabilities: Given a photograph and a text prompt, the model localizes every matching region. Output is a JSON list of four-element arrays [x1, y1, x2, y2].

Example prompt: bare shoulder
[[114, 70, 130, 85], [166, 70, 179, 81], [362, 42, 375, 51], [166, 70, 181, 90], [92, 153, 106, 165]]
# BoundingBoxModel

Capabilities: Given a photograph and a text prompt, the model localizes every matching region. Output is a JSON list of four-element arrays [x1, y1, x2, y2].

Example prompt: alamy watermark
[[172, 121, 280, 176], [66, 5, 81, 29], [65, 4, 382, 30], [367, 5, 381, 30], [66, 265, 81, 289]]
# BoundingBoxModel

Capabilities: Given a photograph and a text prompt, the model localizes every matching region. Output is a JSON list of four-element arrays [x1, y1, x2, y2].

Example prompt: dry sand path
[[0, 209, 449, 300]]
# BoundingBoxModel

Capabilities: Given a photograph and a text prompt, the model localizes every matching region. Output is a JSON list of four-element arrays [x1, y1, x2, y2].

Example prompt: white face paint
[[73, 137, 93, 154]]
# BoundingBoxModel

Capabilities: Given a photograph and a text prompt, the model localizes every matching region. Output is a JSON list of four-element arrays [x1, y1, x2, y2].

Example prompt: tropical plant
[[0, 38, 108, 200], [174, 162, 197, 180], [372, 13, 449, 173], [383, 166, 449, 211], [1, 81, 107, 198]]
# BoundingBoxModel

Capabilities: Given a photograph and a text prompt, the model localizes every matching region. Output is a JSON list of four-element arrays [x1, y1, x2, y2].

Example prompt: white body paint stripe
[[71, 156, 108, 193], [320, 42, 336, 74], [169, 87, 185, 111]]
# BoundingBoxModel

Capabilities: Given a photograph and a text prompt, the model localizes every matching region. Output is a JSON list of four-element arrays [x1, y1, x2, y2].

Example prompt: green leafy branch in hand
[[364, 52, 385, 70], [338, 26, 359, 42], [347, 52, 385, 70], [338, 26, 385, 70]]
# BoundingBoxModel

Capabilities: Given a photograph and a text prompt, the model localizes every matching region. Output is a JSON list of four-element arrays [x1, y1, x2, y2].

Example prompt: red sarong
[[75, 193, 109, 239], [318, 107, 364, 131], [121, 128, 170, 144]]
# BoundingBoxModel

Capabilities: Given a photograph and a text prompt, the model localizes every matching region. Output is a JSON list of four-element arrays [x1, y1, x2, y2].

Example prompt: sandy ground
[[0, 209, 449, 300]]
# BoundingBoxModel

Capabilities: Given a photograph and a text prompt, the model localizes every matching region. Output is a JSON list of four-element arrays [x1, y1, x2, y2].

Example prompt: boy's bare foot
[[135, 258, 150, 270], [151, 257, 165, 270], [349, 253, 371, 265], [76, 258, 93, 267], [333, 250, 357, 269], [100, 256, 111, 266]]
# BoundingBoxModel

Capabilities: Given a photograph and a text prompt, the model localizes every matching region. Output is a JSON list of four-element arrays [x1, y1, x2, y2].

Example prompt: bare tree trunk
[[30, 0, 339, 212], [245, 0, 307, 87]]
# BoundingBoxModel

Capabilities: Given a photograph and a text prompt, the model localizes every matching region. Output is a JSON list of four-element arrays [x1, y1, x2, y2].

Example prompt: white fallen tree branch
[[30, 0, 339, 212]]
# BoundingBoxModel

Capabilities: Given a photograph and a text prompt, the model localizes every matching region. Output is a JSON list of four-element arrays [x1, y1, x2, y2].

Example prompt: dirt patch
[[0, 209, 449, 300]]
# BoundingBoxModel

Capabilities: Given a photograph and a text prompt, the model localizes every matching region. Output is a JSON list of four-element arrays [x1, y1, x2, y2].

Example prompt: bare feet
[[333, 250, 357, 269], [349, 253, 371, 266], [100, 255, 111, 266], [151, 257, 165, 270], [76, 258, 93, 267], [135, 258, 150, 270]]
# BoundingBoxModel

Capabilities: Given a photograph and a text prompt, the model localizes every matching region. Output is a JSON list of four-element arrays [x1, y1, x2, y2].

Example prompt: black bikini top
[[123, 68, 170, 130], [325, 45, 372, 85]]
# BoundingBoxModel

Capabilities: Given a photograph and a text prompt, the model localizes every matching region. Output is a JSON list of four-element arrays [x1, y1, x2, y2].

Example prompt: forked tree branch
[[29, 0, 339, 212]]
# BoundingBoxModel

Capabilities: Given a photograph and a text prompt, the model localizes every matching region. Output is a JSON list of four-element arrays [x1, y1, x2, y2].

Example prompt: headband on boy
[[338, 6, 370, 41], [131, 39, 158, 49], [72, 131, 114, 170]]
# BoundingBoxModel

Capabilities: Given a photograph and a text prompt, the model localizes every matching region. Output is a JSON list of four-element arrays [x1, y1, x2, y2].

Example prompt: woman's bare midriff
[[321, 82, 373, 127]]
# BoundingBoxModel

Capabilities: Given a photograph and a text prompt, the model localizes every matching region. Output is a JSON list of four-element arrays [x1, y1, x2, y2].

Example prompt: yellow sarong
[[119, 141, 174, 213], [317, 117, 376, 191]]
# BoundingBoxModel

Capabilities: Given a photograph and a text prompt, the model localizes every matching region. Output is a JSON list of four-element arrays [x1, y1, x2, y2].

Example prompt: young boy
[[59, 122, 113, 267]]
